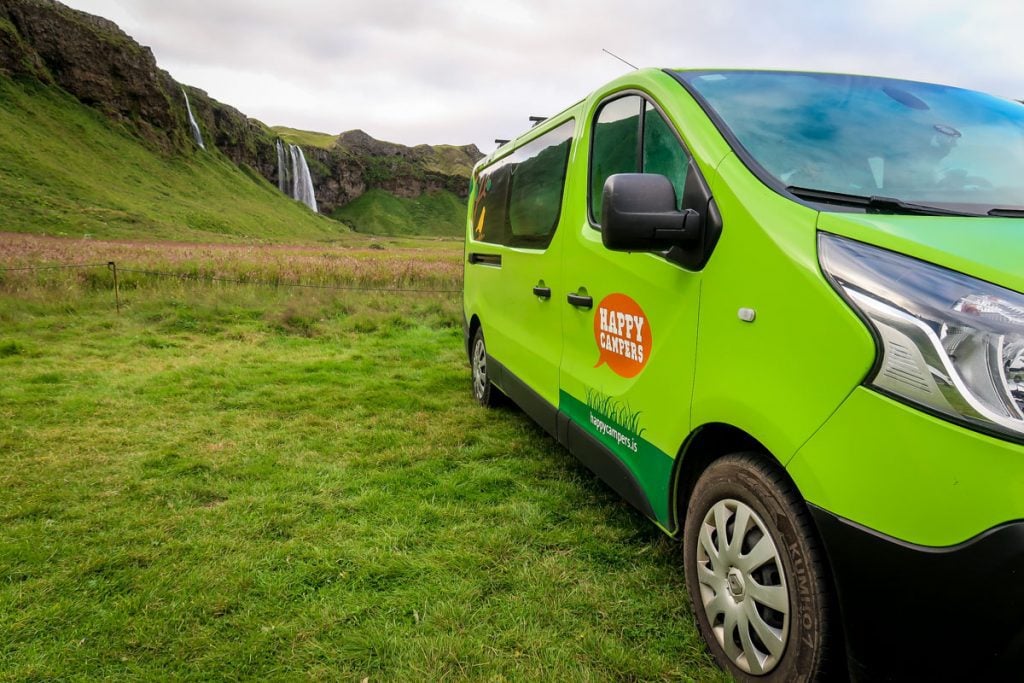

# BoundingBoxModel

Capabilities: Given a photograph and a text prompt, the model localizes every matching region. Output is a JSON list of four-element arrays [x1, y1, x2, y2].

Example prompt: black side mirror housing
[[601, 173, 699, 252], [601, 167, 722, 270]]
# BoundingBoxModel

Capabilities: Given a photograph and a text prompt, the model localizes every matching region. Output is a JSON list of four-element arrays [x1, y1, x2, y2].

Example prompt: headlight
[[820, 233, 1024, 440]]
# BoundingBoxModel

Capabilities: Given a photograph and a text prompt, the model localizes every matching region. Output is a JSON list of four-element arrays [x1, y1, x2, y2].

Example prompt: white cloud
[[61, 0, 1024, 150]]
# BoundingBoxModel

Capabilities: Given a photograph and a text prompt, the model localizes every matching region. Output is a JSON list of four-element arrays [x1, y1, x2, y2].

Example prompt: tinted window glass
[[472, 163, 511, 244], [508, 121, 574, 243], [642, 103, 690, 209], [590, 96, 641, 223], [472, 119, 574, 248]]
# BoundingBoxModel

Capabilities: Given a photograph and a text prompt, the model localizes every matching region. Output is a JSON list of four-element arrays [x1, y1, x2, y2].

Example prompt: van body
[[462, 68, 1024, 681]]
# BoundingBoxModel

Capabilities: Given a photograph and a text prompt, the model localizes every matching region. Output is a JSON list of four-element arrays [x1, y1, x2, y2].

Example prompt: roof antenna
[[602, 48, 638, 71]]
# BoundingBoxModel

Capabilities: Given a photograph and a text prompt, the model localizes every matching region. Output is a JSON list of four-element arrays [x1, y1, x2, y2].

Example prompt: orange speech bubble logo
[[594, 293, 651, 379]]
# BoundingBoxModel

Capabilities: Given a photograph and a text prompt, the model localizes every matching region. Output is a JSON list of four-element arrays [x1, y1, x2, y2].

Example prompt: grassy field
[[0, 76, 343, 243], [333, 189, 467, 238], [0, 237, 724, 681]]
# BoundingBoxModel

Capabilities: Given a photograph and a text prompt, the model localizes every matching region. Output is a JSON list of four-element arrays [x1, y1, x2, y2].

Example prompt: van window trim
[[475, 108, 581, 176], [587, 89, 703, 231]]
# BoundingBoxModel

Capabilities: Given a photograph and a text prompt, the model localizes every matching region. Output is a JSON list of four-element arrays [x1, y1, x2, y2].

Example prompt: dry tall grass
[[0, 233, 463, 291]]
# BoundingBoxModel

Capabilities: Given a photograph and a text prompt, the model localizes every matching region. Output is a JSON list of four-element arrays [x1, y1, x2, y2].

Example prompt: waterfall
[[275, 139, 318, 213], [290, 144, 318, 212], [181, 88, 205, 150], [275, 140, 290, 194]]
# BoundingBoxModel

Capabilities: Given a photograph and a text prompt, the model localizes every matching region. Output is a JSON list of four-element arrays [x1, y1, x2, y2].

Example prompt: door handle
[[567, 292, 593, 309], [533, 285, 552, 299], [468, 252, 502, 266]]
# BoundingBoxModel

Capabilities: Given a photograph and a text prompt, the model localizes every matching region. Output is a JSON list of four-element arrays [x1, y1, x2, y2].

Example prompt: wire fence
[[0, 260, 462, 312], [0, 262, 111, 272], [114, 267, 461, 293]]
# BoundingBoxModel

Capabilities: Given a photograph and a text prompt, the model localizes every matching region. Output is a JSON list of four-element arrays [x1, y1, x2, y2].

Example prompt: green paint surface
[[464, 67, 1024, 550]]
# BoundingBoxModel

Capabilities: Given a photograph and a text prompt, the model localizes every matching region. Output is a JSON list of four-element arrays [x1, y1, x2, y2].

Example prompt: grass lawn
[[0, 243, 724, 681]]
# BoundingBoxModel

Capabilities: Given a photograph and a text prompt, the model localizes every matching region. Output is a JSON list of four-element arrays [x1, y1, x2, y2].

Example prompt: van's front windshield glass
[[677, 70, 1024, 213]]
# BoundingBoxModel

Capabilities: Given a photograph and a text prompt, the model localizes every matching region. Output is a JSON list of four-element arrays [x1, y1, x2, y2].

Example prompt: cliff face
[[1, 0, 186, 151], [184, 86, 280, 182], [0, 0, 482, 217], [307, 130, 478, 210]]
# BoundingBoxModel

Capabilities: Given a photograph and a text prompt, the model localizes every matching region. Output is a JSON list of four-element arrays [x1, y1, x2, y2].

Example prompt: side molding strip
[[565, 420, 658, 520], [488, 355, 657, 521], [488, 355, 558, 438]]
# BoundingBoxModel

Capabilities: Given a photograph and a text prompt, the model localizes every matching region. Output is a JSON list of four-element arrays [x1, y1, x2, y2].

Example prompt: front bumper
[[788, 387, 1024, 679], [811, 506, 1024, 681]]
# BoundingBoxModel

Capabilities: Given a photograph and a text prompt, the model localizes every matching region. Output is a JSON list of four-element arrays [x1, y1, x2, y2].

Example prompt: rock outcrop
[[0, 0, 482, 216], [307, 130, 478, 210], [1, 0, 187, 150]]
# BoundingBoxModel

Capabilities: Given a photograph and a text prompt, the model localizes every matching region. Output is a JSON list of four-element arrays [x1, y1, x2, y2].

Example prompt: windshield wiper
[[787, 186, 983, 217], [988, 207, 1024, 218]]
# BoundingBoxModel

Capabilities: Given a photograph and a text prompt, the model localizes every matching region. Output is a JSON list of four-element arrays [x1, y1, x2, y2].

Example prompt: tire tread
[[683, 452, 839, 683]]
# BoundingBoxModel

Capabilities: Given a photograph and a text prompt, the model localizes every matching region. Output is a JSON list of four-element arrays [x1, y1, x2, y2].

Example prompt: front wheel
[[683, 454, 834, 682]]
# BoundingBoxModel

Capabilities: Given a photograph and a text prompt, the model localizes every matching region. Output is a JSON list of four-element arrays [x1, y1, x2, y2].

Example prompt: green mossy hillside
[[0, 76, 345, 243], [333, 189, 467, 237]]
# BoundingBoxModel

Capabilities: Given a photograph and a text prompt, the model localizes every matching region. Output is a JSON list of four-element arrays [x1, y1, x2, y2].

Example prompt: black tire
[[683, 453, 833, 682], [470, 328, 500, 407]]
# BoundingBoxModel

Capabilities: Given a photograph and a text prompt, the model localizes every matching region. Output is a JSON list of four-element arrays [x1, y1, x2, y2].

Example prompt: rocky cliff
[[305, 129, 479, 211], [0, 0, 482, 217]]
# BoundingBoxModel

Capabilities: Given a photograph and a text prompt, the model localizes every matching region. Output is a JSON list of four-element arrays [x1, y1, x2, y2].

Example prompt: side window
[[642, 102, 691, 210], [590, 96, 642, 224], [507, 121, 574, 245], [589, 95, 695, 226], [472, 163, 511, 245], [472, 119, 574, 249]]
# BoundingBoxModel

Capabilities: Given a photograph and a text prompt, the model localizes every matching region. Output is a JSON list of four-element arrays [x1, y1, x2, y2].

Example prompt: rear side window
[[472, 120, 575, 248], [590, 95, 693, 224]]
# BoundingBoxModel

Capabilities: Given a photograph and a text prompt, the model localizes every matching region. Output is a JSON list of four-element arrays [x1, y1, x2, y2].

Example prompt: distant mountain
[[0, 0, 482, 238]]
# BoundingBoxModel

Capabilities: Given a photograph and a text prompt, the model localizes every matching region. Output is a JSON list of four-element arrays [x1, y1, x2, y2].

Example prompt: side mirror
[[600, 168, 722, 270], [601, 173, 700, 252]]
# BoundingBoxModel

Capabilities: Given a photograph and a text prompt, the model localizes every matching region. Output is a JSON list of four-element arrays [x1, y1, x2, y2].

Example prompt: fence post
[[108, 261, 120, 314]]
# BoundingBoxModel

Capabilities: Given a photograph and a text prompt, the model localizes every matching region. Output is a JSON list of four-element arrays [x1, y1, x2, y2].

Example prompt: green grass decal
[[585, 388, 647, 437]]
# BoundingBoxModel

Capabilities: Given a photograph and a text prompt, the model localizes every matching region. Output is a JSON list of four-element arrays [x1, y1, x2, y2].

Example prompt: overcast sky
[[62, 0, 1024, 151]]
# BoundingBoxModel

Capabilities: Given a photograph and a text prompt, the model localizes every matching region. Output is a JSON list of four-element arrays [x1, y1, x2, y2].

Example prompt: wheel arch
[[671, 422, 787, 535], [467, 314, 482, 363], [671, 421, 850, 676]]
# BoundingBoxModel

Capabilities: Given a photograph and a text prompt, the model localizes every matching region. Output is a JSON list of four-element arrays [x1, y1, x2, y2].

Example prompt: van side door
[[558, 95, 703, 528], [465, 120, 575, 434]]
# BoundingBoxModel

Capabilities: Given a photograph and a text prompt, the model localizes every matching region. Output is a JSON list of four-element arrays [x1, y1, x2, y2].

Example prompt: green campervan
[[462, 68, 1024, 681]]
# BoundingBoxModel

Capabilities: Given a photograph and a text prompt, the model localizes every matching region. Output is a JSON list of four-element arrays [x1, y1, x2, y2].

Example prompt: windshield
[[676, 70, 1024, 212]]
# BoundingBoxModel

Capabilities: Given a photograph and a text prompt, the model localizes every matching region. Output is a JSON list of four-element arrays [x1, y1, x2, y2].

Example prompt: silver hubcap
[[696, 499, 790, 675], [472, 338, 487, 399]]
